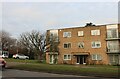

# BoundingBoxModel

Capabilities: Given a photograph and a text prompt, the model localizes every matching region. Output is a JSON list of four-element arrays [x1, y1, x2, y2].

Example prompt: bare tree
[[46, 35, 59, 53], [0, 30, 16, 51], [45, 30, 59, 53], [0, 30, 17, 58], [19, 30, 45, 60]]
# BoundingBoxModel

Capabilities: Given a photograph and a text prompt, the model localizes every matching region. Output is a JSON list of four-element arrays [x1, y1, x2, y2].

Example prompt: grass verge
[[8, 63, 119, 78], [5, 58, 45, 64]]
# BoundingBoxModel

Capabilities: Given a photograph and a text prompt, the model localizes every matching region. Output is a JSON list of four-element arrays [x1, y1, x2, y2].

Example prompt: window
[[50, 30, 58, 42], [63, 54, 71, 60], [92, 41, 101, 48], [63, 32, 71, 37], [97, 55, 102, 60], [50, 34, 58, 42], [64, 43, 71, 48], [92, 54, 96, 60], [91, 30, 100, 35], [64, 55, 67, 60], [107, 41, 119, 52], [78, 31, 84, 36], [107, 29, 118, 38], [78, 42, 84, 48], [91, 54, 102, 60], [109, 55, 119, 65]]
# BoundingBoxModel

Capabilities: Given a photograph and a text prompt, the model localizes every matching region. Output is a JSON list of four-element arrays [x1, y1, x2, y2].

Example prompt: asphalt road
[[0, 69, 115, 79]]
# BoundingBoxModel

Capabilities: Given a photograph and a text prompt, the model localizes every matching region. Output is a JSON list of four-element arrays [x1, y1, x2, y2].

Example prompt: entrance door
[[50, 55, 58, 64], [80, 56, 84, 64], [50, 55, 54, 64], [77, 56, 86, 64]]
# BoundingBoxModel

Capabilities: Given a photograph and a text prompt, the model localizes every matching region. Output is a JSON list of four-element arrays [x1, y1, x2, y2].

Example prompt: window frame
[[91, 30, 100, 36], [63, 32, 71, 38], [63, 54, 71, 60], [107, 29, 118, 38], [78, 31, 84, 36], [91, 54, 102, 60], [78, 42, 84, 48], [91, 41, 101, 48], [63, 43, 71, 49]]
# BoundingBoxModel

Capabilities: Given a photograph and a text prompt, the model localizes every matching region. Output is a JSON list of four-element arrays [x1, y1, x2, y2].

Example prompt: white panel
[[78, 31, 84, 36], [50, 30, 58, 36], [106, 24, 118, 29]]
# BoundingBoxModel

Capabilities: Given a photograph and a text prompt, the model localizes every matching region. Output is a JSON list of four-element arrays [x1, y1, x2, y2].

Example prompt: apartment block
[[46, 24, 120, 65]]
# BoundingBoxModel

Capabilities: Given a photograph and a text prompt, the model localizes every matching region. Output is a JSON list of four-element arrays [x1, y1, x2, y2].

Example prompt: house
[[0, 48, 9, 58], [46, 23, 120, 65]]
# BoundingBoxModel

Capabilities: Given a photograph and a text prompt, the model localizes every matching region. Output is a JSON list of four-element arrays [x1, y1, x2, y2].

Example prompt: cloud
[[1, 0, 119, 2], [2, 2, 118, 38]]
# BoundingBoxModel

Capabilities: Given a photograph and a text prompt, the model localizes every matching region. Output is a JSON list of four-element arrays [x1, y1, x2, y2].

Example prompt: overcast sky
[[1, 0, 119, 38]]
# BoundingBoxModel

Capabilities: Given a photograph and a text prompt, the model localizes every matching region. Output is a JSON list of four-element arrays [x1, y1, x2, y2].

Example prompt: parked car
[[0, 57, 6, 70], [0, 50, 9, 58], [0, 54, 9, 58], [13, 54, 29, 59]]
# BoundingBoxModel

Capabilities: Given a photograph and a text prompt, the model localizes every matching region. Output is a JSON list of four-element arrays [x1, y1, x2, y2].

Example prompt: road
[[0, 69, 115, 79]]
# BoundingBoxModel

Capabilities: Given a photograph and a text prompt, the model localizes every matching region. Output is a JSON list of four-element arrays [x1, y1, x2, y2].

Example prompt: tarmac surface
[[1, 69, 115, 79]]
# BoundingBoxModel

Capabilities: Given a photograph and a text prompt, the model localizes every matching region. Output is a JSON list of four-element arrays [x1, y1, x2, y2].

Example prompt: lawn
[[5, 58, 45, 64], [6, 59, 119, 78]]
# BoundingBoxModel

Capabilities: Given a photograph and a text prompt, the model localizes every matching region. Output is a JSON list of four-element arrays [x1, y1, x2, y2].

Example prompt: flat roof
[[47, 23, 119, 31]]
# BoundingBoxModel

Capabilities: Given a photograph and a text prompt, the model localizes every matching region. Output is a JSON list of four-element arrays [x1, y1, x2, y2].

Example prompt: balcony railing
[[107, 48, 120, 53], [106, 36, 120, 40]]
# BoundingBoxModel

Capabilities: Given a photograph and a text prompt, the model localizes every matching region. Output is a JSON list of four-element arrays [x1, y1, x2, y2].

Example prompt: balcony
[[106, 29, 120, 40], [106, 36, 120, 41], [107, 49, 120, 54], [106, 38, 120, 41]]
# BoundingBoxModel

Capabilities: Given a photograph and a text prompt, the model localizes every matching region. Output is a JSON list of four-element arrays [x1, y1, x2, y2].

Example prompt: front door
[[50, 55, 58, 64], [77, 56, 86, 64], [50, 55, 54, 64]]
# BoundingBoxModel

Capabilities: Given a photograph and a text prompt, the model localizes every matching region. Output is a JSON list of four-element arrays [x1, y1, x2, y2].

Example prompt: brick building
[[46, 24, 120, 65]]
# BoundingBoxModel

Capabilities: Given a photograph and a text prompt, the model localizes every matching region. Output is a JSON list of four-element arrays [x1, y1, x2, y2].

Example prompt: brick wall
[[56, 25, 108, 64], [46, 24, 120, 65]]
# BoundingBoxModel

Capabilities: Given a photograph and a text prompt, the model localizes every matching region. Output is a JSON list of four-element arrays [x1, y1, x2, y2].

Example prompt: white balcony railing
[[107, 49, 120, 53]]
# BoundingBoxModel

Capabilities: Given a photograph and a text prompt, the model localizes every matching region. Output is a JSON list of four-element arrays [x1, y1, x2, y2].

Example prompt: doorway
[[49, 54, 58, 64], [76, 55, 87, 64]]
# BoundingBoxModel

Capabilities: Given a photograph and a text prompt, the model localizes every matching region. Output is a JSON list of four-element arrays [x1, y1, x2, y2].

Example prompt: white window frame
[[64, 43, 71, 48], [78, 31, 84, 36], [63, 54, 71, 60], [107, 29, 118, 38], [107, 41, 119, 52], [92, 41, 101, 48], [91, 54, 102, 60], [63, 32, 71, 38], [78, 42, 84, 48], [91, 30, 100, 35], [109, 55, 119, 64]]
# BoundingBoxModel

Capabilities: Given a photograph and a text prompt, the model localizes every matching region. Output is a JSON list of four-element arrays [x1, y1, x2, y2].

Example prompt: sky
[[1, 0, 119, 38]]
